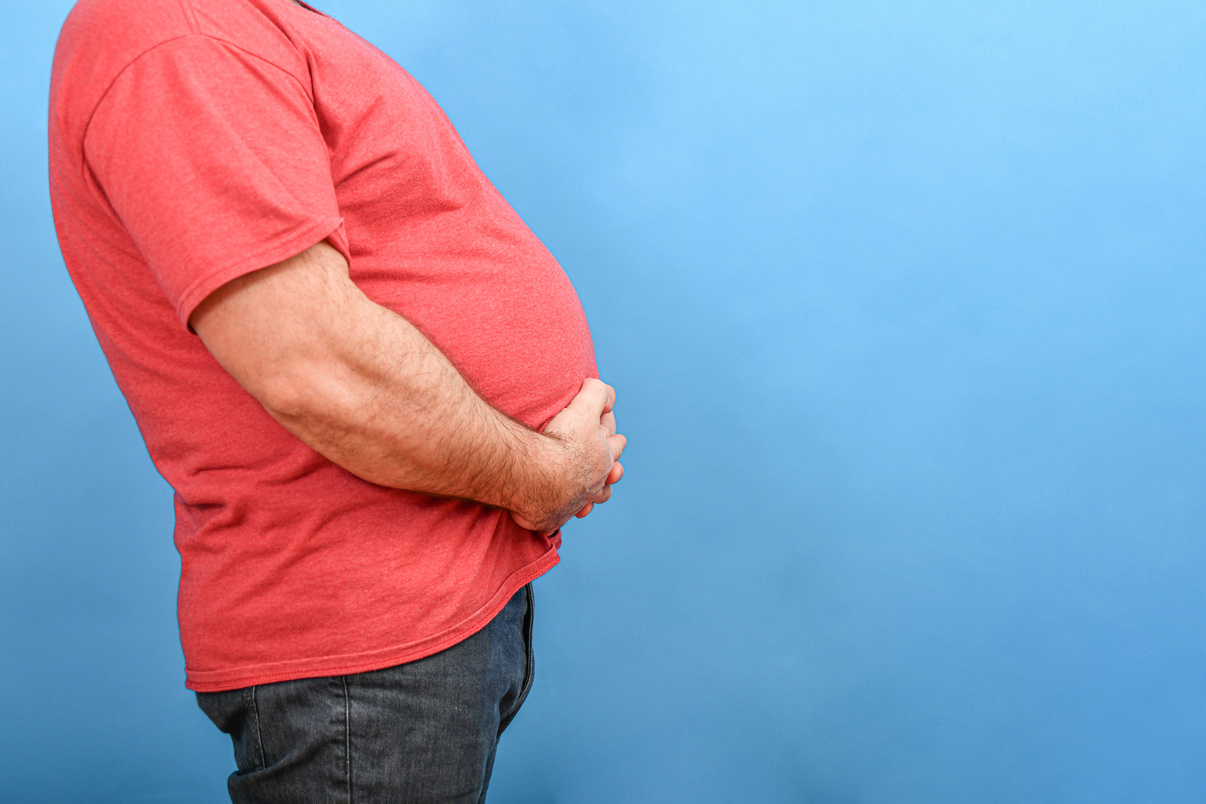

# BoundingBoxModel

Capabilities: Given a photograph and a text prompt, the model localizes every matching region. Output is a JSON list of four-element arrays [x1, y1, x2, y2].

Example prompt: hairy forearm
[[192, 242, 588, 525], [269, 293, 564, 512]]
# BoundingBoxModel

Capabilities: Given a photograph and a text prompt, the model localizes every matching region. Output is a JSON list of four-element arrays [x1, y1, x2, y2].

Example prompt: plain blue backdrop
[[2, 1, 1204, 801]]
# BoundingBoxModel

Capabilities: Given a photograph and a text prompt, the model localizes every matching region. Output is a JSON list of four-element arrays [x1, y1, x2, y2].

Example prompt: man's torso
[[49, 0, 595, 691]]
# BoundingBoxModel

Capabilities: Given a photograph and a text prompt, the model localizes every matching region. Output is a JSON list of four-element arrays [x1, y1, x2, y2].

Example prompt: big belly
[[353, 238, 597, 432]]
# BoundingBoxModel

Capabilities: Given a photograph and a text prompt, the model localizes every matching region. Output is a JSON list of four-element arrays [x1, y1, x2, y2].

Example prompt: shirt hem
[[184, 548, 559, 692]]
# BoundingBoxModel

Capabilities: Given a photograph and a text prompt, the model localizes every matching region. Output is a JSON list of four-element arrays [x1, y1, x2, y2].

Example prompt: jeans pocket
[[499, 583, 536, 733], [519, 583, 535, 701], [196, 686, 266, 774]]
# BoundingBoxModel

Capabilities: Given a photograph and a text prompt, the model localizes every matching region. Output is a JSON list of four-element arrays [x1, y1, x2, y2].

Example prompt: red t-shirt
[[49, 0, 596, 692]]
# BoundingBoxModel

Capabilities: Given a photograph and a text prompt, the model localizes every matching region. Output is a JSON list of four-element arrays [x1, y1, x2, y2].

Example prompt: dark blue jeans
[[196, 584, 534, 804]]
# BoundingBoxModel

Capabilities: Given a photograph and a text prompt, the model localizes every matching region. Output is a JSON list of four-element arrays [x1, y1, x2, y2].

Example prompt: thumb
[[565, 378, 614, 418]]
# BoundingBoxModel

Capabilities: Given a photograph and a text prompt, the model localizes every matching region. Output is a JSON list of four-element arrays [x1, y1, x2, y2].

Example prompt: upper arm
[[190, 240, 363, 415], [84, 35, 342, 328]]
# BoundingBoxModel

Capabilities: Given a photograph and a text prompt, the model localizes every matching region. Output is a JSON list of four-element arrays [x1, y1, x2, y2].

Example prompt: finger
[[606, 461, 624, 485], [575, 503, 594, 519], [607, 433, 627, 461], [570, 377, 613, 418], [600, 410, 617, 437], [584, 377, 615, 415], [511, 510, 564, 538], [590, 484, 613, 505]]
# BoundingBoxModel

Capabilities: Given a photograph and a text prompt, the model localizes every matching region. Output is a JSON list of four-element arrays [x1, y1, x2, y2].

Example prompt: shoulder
[[51, 0, 308, 151], [56, 0, 194, 67], [55, 0, 305, 81]]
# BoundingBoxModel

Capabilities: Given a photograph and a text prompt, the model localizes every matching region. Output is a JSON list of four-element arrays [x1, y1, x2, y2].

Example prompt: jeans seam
[[499, 583, 535, 732], [521, 583, 535, 698], [343, 676, 352, 804], [250, 686, 266, 771]]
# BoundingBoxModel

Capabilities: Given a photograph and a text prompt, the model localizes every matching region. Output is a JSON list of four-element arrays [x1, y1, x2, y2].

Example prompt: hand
[[570, 402, 626, 522], [509, 378, 626, 534]]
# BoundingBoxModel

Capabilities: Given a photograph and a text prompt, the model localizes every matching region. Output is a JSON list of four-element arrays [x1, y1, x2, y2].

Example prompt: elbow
[[256, 371, 312, 424], [254, 361, 344, 429]]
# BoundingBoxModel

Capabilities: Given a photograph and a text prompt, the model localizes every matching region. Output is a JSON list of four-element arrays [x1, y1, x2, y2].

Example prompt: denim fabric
[[197, 584, 535, 804]]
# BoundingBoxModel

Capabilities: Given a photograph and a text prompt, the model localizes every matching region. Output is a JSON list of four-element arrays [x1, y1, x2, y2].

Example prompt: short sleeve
[[84, 35, 344, 326]]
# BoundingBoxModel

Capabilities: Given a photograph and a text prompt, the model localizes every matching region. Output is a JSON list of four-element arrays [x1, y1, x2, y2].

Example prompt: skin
[[190, 240, 626, 535]]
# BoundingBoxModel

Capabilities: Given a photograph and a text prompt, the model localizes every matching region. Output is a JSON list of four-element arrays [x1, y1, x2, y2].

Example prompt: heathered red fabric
[[48, 0, 596, 692]]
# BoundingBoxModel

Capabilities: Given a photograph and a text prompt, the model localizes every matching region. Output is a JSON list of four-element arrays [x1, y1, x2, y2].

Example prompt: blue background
[[2, 1, 1204, 801]]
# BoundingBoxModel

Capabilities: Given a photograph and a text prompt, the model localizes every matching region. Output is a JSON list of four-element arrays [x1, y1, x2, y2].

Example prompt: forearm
[[192, 242, 583, 524], [266, 291, 568, 515]]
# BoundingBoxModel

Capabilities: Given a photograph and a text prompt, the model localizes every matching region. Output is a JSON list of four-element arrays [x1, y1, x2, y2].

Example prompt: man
[[48, 0, 626, 800]]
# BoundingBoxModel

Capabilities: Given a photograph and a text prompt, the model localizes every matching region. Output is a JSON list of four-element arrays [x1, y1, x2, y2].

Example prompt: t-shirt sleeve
[[84, 35, 344, 326]]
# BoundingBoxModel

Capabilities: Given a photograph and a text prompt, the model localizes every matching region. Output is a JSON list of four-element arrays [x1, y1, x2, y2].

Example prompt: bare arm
[[190, 240, 625, 533]]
